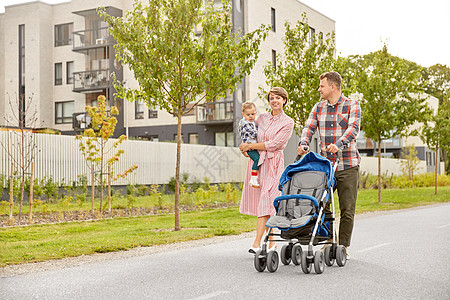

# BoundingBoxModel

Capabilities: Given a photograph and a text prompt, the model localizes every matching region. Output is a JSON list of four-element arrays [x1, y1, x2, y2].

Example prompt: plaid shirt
[[300, 95, 361, 171], [238, 118, 258, 143]]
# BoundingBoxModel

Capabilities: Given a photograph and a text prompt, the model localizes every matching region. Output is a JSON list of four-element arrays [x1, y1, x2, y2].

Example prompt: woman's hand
[[239, 143, 251, 157], [239, 143, 252, 152]]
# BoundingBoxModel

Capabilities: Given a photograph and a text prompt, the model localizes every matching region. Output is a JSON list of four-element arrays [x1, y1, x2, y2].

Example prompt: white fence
[[0, 131, 248, 186], [0, 131, 444, 187]]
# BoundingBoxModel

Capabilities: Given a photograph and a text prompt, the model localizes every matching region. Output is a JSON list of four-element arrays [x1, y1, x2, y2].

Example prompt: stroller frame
[[254, 151, 347, 274]]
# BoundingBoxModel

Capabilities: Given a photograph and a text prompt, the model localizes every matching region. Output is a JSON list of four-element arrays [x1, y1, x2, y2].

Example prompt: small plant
[[127, 195, 136, 209], [194, 187, 207, 205], [399, 145, 422, 181], [136, 184, 148, 197], [0, 200, 9, 215], [126, 184, 137, 196], [43, 176, 59, 202], [149, 184, 163, 209], [203, 177, 211, 190]]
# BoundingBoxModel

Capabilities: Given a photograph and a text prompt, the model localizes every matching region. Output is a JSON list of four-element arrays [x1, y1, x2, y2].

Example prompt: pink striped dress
[[239, 111, 294, 217]]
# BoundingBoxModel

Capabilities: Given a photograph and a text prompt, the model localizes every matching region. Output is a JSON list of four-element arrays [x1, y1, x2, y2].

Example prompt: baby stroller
[[253, 151, 347, 274]]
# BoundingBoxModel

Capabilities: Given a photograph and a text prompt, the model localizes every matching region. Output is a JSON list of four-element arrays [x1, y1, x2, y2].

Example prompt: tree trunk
[[28, 162, 34, 223], [9, 161, 14, 222], [19, 172, 25, 220], [91, 163, 95, 214], [99, 145, 104, 215], [174, 114, 182, 231], [435, 148, 438, 195], [19, 127, 25, 219], [377, 139, 382, 204], [108, 164, 112, 214]]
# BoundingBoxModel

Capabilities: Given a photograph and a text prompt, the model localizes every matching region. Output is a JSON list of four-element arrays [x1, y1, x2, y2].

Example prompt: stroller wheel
[[280, 244, 291, 265], [314, 251, 325, 274], [291, 244, 302, 266], [266, 250, 279, 273], [324, 246, 335, 266], [300, 251, 312, 274], [336, 245, 347, 267], [254, 249, 267, 272]]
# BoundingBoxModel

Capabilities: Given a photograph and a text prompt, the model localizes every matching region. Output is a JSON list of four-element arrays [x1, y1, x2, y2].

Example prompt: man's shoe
[[345, 247, 350, 260]]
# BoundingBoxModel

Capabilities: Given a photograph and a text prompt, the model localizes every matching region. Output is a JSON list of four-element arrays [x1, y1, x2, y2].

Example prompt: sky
[[1, 0, 449, 68]]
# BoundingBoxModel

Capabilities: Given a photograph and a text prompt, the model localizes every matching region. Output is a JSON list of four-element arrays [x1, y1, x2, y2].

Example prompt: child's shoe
[[249, 176, 260, 188]]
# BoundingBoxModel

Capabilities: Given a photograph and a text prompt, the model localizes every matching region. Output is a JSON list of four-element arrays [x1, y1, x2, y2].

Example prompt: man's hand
[[326, 143, 339, 153], [297, 145, 309, 156]]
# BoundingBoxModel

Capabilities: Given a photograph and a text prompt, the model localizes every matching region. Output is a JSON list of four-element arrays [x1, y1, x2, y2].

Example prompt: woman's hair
[[242, 101, 256, 112], [267, 87, 288, 105]]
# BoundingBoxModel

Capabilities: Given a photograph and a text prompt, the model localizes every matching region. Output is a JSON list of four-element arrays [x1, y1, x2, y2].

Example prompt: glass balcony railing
[[73, 69, 109, 91], [73, 27, 110, 50], [72, 112, 91, 133], [197, 101, 233, 123]]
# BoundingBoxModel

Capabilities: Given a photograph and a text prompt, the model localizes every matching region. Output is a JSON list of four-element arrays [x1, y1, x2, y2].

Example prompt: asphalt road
[[1, 203, 450, 300]]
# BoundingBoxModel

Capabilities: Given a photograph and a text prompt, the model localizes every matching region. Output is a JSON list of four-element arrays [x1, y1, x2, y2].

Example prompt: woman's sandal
[[248, 246, 260, 254]]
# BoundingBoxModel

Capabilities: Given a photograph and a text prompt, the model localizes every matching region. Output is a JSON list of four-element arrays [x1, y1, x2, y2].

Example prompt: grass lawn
[[0, 186, 449, 267]]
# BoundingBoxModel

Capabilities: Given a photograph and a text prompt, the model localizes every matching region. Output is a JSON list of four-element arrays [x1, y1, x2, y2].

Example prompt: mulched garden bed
[[0, 202, 236, 227]]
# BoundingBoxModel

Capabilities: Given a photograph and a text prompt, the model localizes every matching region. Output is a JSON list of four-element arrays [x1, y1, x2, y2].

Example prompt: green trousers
[[326, 165, 359, 247]]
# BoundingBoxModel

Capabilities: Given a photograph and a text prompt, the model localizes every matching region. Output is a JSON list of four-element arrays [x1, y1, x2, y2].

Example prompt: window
[[174, 134, 184, 143], [189, 133, 199, 144], [308, 27, 316, 45], [215, 132, 234, 147], [271, 8, 276, 32], [55, 101, 74, 124], [66, 61, 74, 84], [55, 63, 62, 85], [55, 23, 73, 47], [135, 99, 146, 119], [272, 50, 277, 70], [149, 108, 158, 118]]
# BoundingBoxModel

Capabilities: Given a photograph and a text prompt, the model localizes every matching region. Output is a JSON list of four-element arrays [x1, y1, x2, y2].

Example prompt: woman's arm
[[239, 142, 266, 153]]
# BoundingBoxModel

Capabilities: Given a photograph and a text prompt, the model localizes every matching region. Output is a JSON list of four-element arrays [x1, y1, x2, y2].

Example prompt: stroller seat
[[266, 170, 327, 232]]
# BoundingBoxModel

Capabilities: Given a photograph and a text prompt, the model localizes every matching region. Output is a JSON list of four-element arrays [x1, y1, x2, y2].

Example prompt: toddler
[[238, 101, 260, 188]]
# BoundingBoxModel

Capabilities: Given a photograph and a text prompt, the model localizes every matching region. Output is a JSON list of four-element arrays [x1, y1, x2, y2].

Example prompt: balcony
[[73, 69, 109, 92], [73, 27, 110, 51], [197, 101, 233, 124], [72, 112, 91, 133]]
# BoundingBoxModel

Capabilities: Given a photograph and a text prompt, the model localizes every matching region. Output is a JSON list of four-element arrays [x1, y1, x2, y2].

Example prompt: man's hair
[[242, 101, 256, 112], [267, 87, 289, 104], [320, 71, 342, 90]]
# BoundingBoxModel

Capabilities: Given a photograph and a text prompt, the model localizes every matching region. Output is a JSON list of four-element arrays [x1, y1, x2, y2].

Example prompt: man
[[296, 71, 361, 258]]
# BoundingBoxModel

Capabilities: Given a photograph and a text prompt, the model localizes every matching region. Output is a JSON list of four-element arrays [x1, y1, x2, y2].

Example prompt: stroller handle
[[295, 146, 344, 167], [295, 146, 309, 162]]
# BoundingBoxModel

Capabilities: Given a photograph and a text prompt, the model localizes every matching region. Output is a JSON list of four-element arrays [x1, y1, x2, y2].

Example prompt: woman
[[239, 87, 294, 253]]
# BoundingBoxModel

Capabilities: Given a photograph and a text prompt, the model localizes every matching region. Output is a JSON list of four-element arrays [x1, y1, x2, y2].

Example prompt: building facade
[[0, 0, 335, 147]]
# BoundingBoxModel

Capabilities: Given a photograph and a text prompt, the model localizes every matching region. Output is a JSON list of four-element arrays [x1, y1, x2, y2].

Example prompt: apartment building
[[0, 0, 335, 147], [355, 93, 442, 173]]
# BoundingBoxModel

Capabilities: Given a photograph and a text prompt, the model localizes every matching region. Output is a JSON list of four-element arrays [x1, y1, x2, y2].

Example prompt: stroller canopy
[[279, 152, 335, 191]]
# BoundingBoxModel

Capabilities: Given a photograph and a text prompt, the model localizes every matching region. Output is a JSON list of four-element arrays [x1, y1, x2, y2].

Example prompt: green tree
[[422, 64, 450, 103], [76, 95, 136, 215], [421, 64, 450, 174], [99, 0, 268, 230], [399, 145, 421, 181], [420, 98, 450, 194], [337, 44, 431, 203], [262, 14, 336, 133]]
